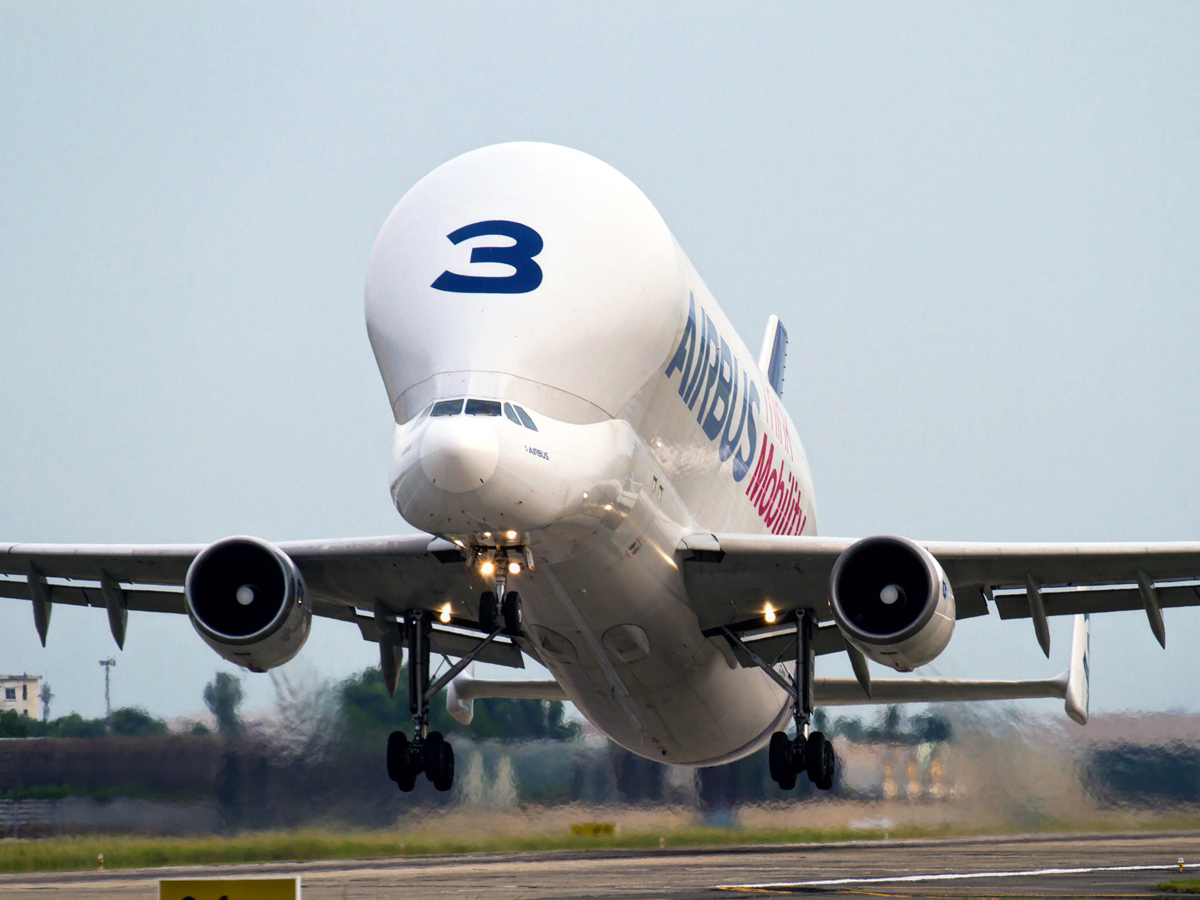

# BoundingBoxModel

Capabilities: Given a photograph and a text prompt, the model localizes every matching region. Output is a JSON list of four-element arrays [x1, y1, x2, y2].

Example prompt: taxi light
[[439, 603, 452, 624], [764, 603, 777, 624], [505, 529, 518, 540], [483, 531, 492, 538], [479, 560, 495, 577], [508, 561, 521, 576]]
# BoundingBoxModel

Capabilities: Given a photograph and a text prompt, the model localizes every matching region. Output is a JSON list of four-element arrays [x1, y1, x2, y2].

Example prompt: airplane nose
[[419, 419, 500, 493]]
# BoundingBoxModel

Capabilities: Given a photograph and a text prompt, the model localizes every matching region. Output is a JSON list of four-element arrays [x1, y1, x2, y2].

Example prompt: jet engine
[[184, 536, 311, 672], [829, 535, 955, 672]]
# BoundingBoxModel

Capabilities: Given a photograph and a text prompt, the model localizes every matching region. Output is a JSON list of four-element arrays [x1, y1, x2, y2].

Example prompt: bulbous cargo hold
[[829, 535, 955, 671], [184, 536, 312, 672], [364, 142, 687, 426]]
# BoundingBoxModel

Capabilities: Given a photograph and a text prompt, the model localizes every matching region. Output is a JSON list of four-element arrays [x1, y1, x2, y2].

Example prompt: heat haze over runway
[[2, 832, 1198, 899]]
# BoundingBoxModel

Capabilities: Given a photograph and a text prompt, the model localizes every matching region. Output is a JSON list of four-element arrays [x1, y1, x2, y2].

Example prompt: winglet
[[1063, 613, 1090, 725], [757, 315, 788, 397]]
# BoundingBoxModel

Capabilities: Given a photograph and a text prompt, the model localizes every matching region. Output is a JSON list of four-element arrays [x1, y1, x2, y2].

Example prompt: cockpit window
[[514, 406, 538, 431], [430, 398, 464, 417], [465, 398, 502, 417], [503, 402, 523, 426]]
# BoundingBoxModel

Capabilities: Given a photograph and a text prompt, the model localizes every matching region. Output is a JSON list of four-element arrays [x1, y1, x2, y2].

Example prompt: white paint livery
[[4, 141, 1198, 793], [366, 143, 819, 763]]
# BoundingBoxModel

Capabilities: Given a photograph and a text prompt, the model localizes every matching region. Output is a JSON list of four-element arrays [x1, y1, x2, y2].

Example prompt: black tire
[[386, 730, 408, 783], [817, 740, 836, 791], [502, 591, 522, 635], [807, 731, 835, 790], [479, 592, 499, 633], [768, 732, 797, 790], [768, 732, 788, 782], [396, 765, 418, 792], [423, 731, 445, 781], [433, 741, 455, 792]]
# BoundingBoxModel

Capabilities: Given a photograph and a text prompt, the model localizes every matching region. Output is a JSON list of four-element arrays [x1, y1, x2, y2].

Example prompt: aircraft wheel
[[386, 730, 408, 783], [396, 764, 418, 792], [807, 731, 836, 791], [502, 591, 522, 635], [479, 591, 499, 632], [768, 731, 797, 790], [433, 741, 455, 792], [423, 731, 454, 791]]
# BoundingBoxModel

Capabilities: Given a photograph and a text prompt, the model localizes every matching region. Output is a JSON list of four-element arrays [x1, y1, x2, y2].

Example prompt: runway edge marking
[[717, 861, 1200, 889]]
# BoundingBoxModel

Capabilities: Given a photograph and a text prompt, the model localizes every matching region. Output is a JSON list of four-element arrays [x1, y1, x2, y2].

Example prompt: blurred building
[[0, 674, 42, 720]]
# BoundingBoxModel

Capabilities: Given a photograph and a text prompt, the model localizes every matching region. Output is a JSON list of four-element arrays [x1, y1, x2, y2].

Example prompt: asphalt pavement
[[1, 830, 1197, 899]]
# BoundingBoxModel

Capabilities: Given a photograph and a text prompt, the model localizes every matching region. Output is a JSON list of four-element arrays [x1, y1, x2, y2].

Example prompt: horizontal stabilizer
[[813, 674, 1067, 706], [814, 612, 1090, 725], [447, 666, 566, 725]]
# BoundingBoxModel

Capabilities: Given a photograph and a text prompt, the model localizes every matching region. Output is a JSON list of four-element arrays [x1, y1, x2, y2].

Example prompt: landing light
[[479, 560, 495, 577], [582, 492, 589, 499], [439, 603, 452, 624], [505, 529, 518, 540], [603, 504, 613, 511], [483, 531, 491, 538], [764, 603, 777, 625], [508, 561, 521, 576]]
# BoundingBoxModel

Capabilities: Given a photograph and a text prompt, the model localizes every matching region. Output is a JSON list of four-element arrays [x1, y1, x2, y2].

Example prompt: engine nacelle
[[184, 536, 312, 673], [829, 535, 955, 672]]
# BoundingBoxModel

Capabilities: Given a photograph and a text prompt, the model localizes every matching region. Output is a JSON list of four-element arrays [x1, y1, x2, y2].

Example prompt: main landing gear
[[385, 579, 520, 793], [721, 609, 837, 793]]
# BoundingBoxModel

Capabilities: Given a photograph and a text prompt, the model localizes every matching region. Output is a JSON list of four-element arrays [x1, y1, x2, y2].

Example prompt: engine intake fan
[[185, 536, 311, 672], [829, 535, 955, 672]]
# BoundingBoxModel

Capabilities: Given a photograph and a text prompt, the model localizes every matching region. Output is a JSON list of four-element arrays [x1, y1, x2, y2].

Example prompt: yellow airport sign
[[160, 877, 300, 900]]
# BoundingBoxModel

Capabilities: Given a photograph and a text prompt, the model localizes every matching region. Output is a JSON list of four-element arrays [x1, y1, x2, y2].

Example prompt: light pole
[[99, 658, 116, 728]]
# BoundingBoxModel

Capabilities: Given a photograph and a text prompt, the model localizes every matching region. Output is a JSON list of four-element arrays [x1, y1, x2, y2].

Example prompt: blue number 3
[[431, 220, 544, 294]]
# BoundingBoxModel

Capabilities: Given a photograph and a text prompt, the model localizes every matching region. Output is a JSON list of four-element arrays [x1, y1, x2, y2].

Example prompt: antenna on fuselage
[[758, 315, 788, 397]]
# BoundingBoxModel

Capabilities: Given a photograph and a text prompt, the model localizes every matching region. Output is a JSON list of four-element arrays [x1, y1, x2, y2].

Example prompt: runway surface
[[2, 831, 1199, 898]]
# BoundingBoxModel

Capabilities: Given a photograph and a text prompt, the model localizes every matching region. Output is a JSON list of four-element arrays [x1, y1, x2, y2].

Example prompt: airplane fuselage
[[366, 143, 818, 764]]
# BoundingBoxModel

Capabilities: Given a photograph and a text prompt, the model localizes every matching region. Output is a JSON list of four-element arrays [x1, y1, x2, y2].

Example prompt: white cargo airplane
[[4, 143, 1198, 794]]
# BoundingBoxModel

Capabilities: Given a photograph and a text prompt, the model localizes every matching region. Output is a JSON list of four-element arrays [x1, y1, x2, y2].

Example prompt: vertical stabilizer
[[1064, 614, 1090, 725], [757, 315, 788, 397]]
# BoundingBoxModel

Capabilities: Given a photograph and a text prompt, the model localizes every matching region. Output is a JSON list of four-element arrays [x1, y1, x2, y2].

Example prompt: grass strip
[[0, 825, 898, 873], [1158, 880, 1200, 894]]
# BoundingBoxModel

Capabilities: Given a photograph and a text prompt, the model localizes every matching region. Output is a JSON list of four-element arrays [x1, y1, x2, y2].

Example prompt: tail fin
[[757, 315, 788, 397], [1064, 613, 1090, 725]]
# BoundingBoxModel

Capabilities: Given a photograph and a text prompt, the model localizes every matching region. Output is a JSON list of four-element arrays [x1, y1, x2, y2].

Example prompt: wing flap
[[705, 621, 847, 669], [0, 578, 186, 613], [994, 582, 1200, 620], [681, 533, 1200, 634], [0, 534, 523, 665]]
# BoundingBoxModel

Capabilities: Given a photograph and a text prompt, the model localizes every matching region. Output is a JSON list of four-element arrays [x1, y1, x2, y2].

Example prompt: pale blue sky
[[2, 3, 1199, 722]]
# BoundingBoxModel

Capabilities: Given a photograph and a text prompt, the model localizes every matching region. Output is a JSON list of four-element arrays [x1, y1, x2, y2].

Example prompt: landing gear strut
[[721, 609, 837, 792], [385, 605, 507, 793]]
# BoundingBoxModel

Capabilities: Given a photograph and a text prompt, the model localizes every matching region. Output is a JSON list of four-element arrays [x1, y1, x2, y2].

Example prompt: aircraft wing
[[679, 532, 1200, 645], [0, 535, 525, 669]]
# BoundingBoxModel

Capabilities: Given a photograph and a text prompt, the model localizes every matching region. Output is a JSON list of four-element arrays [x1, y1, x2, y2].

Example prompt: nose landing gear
[[721, 609, 838, 793]]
